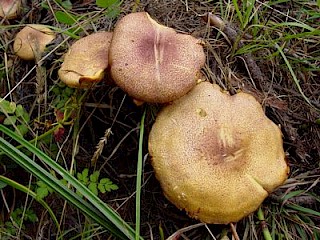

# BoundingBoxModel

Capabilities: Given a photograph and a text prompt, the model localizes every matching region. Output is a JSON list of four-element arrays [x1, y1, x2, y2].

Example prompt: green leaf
[[61, 0, 72, 10], [36, 187, 49, 199], [54, 11, 78, 25], [88, 182, 98, 196], [0, 180, 7, 189], [0, 98, 16, 114], [98, 178, 118, 193], [82, 168, 89, 179], [96, 0, 119, 8], [36, 180, 54, 199], [37, 181, 47, 188], [0, 175, 59, 230], [22, 111, 30, 123], [15, 105, 31, 123], [15, 124, 29, 136], [0, 124, 139, 240], [60, 178, 68, 186], [4, 116, 17, 125], [63, 87, 74, 96], [15, 105, 25, 117], [105, 4, 120, 18], [25, 209, 38, 223], [90, 171, 100, 183], [78, 168, 89, 184], [77, 172, 83, 181], [98, 182, 106, 193]]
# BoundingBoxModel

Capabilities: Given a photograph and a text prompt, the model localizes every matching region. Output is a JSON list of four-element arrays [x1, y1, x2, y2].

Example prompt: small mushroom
[[0, 0, 21, 19], [109, 12, 205, 103], [13, 24, 56, 61], [149, 82, 289, 224], [58, 32, 113, 88]]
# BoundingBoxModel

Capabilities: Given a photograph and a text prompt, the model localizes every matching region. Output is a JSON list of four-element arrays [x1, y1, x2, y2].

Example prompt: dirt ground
[[1, 0, 319, 239]]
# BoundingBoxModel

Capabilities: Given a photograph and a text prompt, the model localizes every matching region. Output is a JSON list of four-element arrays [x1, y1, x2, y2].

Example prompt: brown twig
[[229, 222, 240, 240], [204, 12, 267, 90]]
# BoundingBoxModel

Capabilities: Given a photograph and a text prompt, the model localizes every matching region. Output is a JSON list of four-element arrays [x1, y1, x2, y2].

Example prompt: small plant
[[41, 0, 72, 10], [34, 169, 117, 199], [35, 179, 55, 199], [96, 0, 121, 18], [77, 168, 118, 196], [0, 207, 37, 240], [0, 98, 30, 136], [50, 83, 75, 111]]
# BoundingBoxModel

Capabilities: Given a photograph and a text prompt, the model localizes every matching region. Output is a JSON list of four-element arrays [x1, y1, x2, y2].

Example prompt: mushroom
[[58, 32, 113, 88], [148, 82, 289, 224], [0, 0, 21, 19], [13, 24, 56, 61], [109, 12, 205, 103]]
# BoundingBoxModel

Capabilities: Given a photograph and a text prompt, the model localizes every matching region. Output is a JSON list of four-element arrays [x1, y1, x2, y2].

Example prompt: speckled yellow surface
[[149, 81, 289, 224]]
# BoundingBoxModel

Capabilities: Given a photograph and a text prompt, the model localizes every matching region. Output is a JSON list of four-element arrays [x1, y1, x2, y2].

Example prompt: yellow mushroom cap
[[109, 12, 205, 103], [149, 82, 289, 224], [58, 32, 113, 88], [13, 24, 56, 61], [0, 0, 21, 19]]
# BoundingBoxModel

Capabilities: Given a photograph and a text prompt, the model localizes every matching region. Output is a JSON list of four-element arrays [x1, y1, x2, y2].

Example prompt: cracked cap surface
[[148, 81, 289, 224], [109, 12, 205, 103]]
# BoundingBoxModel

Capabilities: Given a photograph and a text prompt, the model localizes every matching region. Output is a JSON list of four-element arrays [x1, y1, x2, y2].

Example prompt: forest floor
[[0, 0, 319, 239]]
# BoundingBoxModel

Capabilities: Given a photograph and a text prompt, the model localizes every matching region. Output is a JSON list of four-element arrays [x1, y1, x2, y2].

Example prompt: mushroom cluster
[[57, 12, 205, 102], [55, 12, 288, 224], [12, 11, 289, 225]]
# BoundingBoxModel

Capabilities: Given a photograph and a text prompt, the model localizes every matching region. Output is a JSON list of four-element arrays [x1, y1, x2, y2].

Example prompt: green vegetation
[[1, 0, 319, 239]]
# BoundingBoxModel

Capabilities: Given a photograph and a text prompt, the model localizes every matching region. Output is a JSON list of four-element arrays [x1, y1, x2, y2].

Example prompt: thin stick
[[229, 222, 240, 240], [166, 223, 205, 240], [204, 13, 266, 89]]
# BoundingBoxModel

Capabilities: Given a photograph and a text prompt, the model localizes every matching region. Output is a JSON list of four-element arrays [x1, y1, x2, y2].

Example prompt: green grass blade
[[0, 124, 139, 240], [287, 204, 320, 217], [243, 0, 256, 30], [257, 207, 272, 240], [0, 137, 126, 240], [232, 0, 243, 27], [135, 109, 146, 240], [270, 22, 315, 32], [274, 43, 313, 107], [0, 175, 60, 230]]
